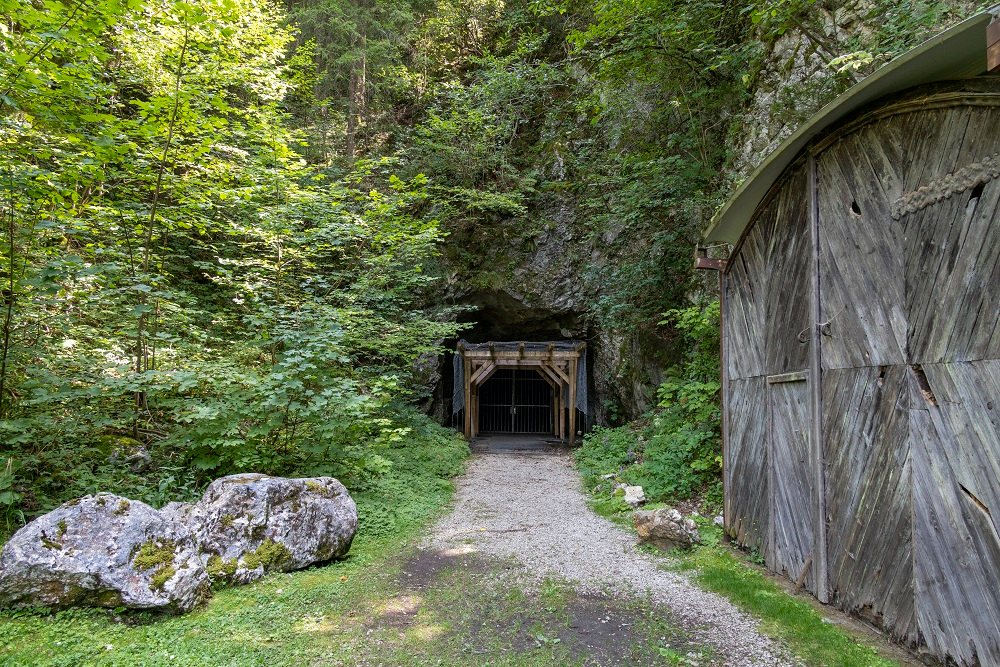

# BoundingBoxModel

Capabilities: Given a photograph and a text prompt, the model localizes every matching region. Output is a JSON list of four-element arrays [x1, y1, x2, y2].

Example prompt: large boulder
[[186, 474, 357, 585], [0, 493, 209, 612], [633, 507, 701, 551]]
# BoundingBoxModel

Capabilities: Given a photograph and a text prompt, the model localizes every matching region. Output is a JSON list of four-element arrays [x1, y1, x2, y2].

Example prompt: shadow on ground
[[361, 547, 714, 666]]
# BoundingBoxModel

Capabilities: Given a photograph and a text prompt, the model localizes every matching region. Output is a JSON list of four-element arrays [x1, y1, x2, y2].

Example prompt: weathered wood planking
[[724, 208, 773, 380], [816, 127, 907, 369], [822, 366, 917, 643], [722, 79, 1000, 666], [904, 176, 1000, 364], [724, 376, 769, 550], [764, 169, 812, 376], [911, 361, 1000, 666], [768, 376, 815, 593]]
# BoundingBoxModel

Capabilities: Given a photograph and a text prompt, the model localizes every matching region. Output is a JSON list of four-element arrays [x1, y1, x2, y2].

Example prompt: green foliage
[[0, 412, 470, 666], [353, 409, 468, 539], [0, 0, 462, 527], [576, 301, 721, 506]]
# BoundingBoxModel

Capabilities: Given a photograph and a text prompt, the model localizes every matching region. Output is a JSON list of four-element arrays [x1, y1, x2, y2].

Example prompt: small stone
[[713, 514, 725, 527], [623, 486, 645, 508], [600, 473, 616, 480], [633, 507, 702, 551]]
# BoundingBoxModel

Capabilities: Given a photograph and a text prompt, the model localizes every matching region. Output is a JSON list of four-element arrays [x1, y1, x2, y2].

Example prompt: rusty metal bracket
[[695, 257, 727, 271]]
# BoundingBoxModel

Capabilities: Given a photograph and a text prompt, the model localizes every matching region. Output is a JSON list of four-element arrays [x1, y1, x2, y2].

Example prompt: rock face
[[633, 507, 701, 551], [0, 493, 209, 612], [189, 474, 358, 585], [0, 475, 359, 612]]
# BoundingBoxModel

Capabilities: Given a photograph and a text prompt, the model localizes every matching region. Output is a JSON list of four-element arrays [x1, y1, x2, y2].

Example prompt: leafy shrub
[[575, 300, 722, 507], [351, 409, 468, 539]]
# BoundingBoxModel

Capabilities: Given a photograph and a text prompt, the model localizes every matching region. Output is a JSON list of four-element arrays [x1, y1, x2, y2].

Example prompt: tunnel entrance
[[454, 340, 588, 445], [477, 368, 553, 434]]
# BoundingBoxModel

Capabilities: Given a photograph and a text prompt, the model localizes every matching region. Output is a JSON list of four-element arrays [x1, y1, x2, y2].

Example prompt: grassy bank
[[575, 430, 902, 667], [0, 417, 468, 666]]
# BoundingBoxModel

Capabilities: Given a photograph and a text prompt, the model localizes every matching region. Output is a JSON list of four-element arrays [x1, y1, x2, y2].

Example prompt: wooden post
[[695, 249, 729, 538], [559, 383, 566, 441], [463, 354, 472, 440], [989, 18, 1000, 72], [552, 389, 558, 436], [471, 385, 478, 438], [808, 154, 829, 603], [568, 356, 578, 446]]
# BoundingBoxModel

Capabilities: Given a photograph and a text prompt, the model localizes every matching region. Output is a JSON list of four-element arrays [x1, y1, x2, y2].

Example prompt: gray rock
[[191, 474, 357, 585], [633, 507, 701, 551], [623, 485, 645, 508], [0, 493, 209, 612], [714, 514, 725, 528]]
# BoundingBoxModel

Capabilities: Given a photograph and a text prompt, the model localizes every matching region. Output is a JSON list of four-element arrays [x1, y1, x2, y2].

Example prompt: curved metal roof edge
[[704, 7, 1000, 244]]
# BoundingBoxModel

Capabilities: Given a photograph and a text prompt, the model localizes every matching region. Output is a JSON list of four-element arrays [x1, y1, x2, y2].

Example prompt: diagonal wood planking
[[911, 361, 1000, 667], [905, 176, 1000, 364], [768, 378, 815, 593], [764, 169, 812, 375], [822, 365, 917, 643], [816, 124, 907, 369], [724, 376, 768, 550]]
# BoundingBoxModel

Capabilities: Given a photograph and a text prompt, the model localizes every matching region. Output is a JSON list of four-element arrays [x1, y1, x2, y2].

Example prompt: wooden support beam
[[471, 385, 478, 438], [989, 19, 1000, 72], [568, 356, 578, 446], [470, 361, 496, 386], [463, 355, 472, 440], [552, 390, 558, 436], [547, 361, 571, 385], [559, 387, 566, 440], [536, 363, 564, 388], [695, 257, 727, 271], [808, 154, 829, 603]]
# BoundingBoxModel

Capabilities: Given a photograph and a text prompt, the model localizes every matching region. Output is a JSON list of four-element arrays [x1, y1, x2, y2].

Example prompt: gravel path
[[426, 448, 795, 667]]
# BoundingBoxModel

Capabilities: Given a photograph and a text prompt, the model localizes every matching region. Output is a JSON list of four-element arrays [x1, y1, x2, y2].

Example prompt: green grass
[[0, 417, 471, 667], [671, 529, 898, 667]]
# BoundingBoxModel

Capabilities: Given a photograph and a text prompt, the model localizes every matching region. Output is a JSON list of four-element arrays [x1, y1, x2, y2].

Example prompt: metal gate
[[478, 369, 552, 434]]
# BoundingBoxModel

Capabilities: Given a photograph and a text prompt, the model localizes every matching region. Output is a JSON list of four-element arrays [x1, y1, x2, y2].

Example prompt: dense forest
[[0, 0, 980, 530]]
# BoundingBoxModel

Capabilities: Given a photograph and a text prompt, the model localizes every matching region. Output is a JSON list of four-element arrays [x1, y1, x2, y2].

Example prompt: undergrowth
[[575, 301, 722, 511], [0, 413, 469, 666]]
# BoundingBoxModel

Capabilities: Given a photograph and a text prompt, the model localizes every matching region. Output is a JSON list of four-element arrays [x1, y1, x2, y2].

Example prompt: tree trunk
[[345, 20, 367, 159]]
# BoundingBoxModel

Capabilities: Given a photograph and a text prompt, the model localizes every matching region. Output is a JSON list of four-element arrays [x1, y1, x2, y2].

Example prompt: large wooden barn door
[[767, 374, 814, 591], [815, 90, 1000, 663]]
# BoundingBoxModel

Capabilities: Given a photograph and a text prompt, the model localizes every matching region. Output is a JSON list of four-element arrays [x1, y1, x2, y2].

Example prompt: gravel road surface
[[425, 440, 795, 667]]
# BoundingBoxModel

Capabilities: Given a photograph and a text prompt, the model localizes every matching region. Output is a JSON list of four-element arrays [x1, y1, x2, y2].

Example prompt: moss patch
[[40, 536, 63, 550], [150, 566, 176, 591], [304, 479, 337, 498], [241, 539, 291, 571], [114, 499, 130, 515], [56, 520, 68, 539], [133, 539, 175, 572], [219, 514, 235, 528], [206, 555, 238, 581]]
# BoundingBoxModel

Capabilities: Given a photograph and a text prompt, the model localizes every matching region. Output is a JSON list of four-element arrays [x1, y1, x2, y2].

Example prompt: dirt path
[[422, 445, 795, 667]]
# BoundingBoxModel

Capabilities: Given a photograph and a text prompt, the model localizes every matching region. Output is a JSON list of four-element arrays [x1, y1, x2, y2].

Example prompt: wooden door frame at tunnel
[[457, 342, 585, 445]]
